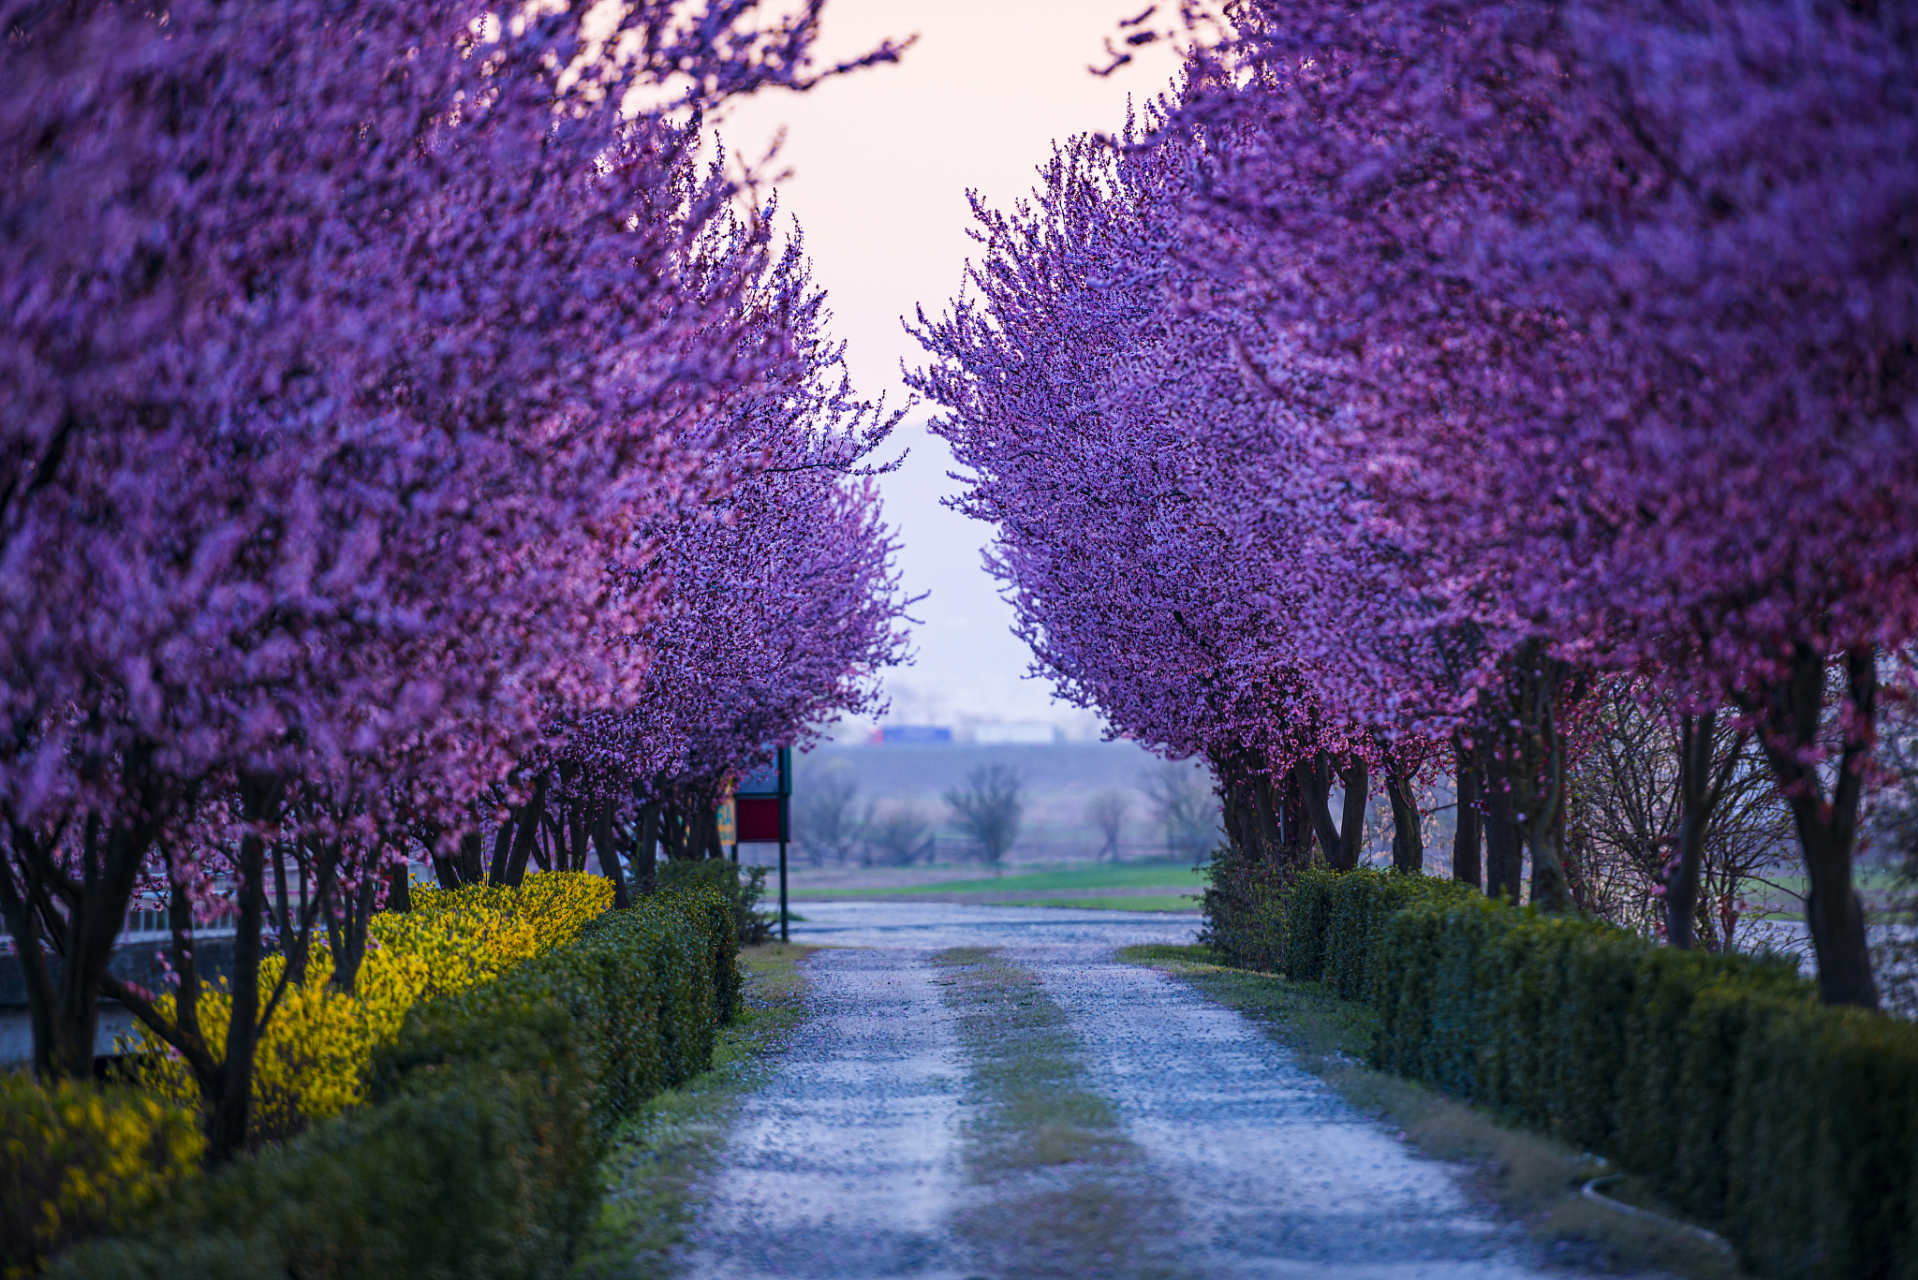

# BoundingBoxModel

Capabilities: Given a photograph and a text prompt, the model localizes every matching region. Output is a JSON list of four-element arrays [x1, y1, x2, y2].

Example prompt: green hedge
[[1279, 868, 1478, 998], [48, 887, 738, 1280], [1253, 870, 1918, 1280], [0, 1077, 204, 1277], [658, 856, 775, 956], [1198, 842, 1288, 971]]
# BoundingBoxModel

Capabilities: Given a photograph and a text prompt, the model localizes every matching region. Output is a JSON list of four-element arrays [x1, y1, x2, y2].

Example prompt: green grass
[[932, 947, 1187, 1280], [1119, 944, 1750, 1280], [569, 942, 813, 1280], [1005, 895, 1199, 913], [787, 861, 1205, 900]]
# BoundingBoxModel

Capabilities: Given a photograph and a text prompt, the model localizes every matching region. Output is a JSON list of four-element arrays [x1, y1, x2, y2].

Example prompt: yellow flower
[[131, 872, 613, 1137], [0, 1076, 202, 1277]]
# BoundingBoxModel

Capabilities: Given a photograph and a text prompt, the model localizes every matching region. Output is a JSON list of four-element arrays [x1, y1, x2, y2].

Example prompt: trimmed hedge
[[658, 856, 776, 953], [1258, 870, 1918, 1280], [48, 886, 739, 1280], [1198, 842, 1288, 972], [1278, 868, 1478, 999]]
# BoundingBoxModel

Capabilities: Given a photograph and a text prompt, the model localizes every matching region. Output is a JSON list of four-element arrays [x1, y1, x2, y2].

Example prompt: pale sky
[[715, 2, 1183, 737]]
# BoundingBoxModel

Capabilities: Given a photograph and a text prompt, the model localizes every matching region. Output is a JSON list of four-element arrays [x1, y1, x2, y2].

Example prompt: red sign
[[736, 796, 782, 843]]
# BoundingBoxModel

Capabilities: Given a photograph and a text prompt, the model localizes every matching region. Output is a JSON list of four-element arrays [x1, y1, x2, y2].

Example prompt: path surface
[[680, 903, 1592, 1280]]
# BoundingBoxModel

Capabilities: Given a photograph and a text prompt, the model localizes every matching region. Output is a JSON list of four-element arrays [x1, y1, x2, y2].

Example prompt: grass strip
[[569, 941, 814, 1280], [1120, 944, 1751, 1280], [932, 946, 1188, 1280], [788, 863, 1205, 900]]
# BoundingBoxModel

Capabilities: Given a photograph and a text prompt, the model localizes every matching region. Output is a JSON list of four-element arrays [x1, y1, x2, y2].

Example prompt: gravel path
[[680, 903, 1592, 1280], [1025, 949, 1563, 1279], [678, 947, 971, 1280]]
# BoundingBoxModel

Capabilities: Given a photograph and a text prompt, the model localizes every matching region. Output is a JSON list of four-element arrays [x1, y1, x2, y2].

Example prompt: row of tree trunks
[[1219, 751, 1428, 876], [488, 772, 550, 887], [1216, 755, 1312, 868], [1451, 724, 1545, 906], [1214, 742, 1420, 878], [1296, 752, 1369, 871]]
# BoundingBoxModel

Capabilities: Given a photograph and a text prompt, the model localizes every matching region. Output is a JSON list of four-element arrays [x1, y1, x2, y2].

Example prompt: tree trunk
[[1452, 744, 1482, 889], [326, 863, 379, 995], [205, 777, 274, 1165], [1213, 753, 1292, 867], [103, 780, 330, 1167], [529, 808, 555, 873], [1501, 650, 1574, 913], [634, 801, 660, 894], [386, 858, 412, 913], [1281, 770, 1311, 864], [1748, 646, 1879, 1009], [1334, 758, 1368, 871], [1217, 768, 1253, 861], [657, 802, 680, 862], [592, 802, 631, 909], [1295, 756, 1340, 867], [487, 812, 515, 884], [1385, 763, 1423, 873], [499, 773, 550, 887], [1483, 777, 1523, 903], [1526, 822, 1572, 915], [272, 839, 317, 986], [0, 831, 65, 1080], [1294, 753, 1369, 871], [566, 809, 589, 873], [1248, 771, 1284, 864], [457, 828, 484, 885], [270, 839, 297, 963]]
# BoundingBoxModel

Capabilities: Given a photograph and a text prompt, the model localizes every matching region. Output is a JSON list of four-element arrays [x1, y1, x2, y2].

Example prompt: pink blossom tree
[[912, 124, 1413, 873], [532, 227, 912, 898], [0, 0, 904, 1154], [1166, 0, 1918, 1002]]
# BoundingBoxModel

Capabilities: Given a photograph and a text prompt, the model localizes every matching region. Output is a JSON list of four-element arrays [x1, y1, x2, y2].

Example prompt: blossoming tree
[[0, 0, 904, 1157]]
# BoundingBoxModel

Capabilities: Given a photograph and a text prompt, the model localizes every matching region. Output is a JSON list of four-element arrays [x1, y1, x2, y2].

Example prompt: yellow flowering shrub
[[132, 871, 613, 1138], [0, 1076, 202, 1278]]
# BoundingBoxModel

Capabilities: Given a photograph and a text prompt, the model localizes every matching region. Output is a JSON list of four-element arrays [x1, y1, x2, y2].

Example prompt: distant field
[[788, 861, 1204, 896], [786, 859, 1206, 913]]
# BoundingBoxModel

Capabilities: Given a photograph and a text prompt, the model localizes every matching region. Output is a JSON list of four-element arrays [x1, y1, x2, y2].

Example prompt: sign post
[[733, 747, 792, 941], [716, 794, 737, 863]]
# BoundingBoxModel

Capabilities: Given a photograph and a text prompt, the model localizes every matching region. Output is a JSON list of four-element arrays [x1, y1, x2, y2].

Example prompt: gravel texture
[[679, 903, 1595, 1280], [677, 946, 971, 1280]]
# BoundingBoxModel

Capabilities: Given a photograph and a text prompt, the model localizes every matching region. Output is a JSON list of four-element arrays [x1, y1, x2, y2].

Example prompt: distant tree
[[945, 765, 1025, 866], [793, 765, 871, 865], [865, 801, 934, 866], [1087, 790, 1129, 861], [1144, 761, 1219, 862], [1562, 681, 1793, 951]]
